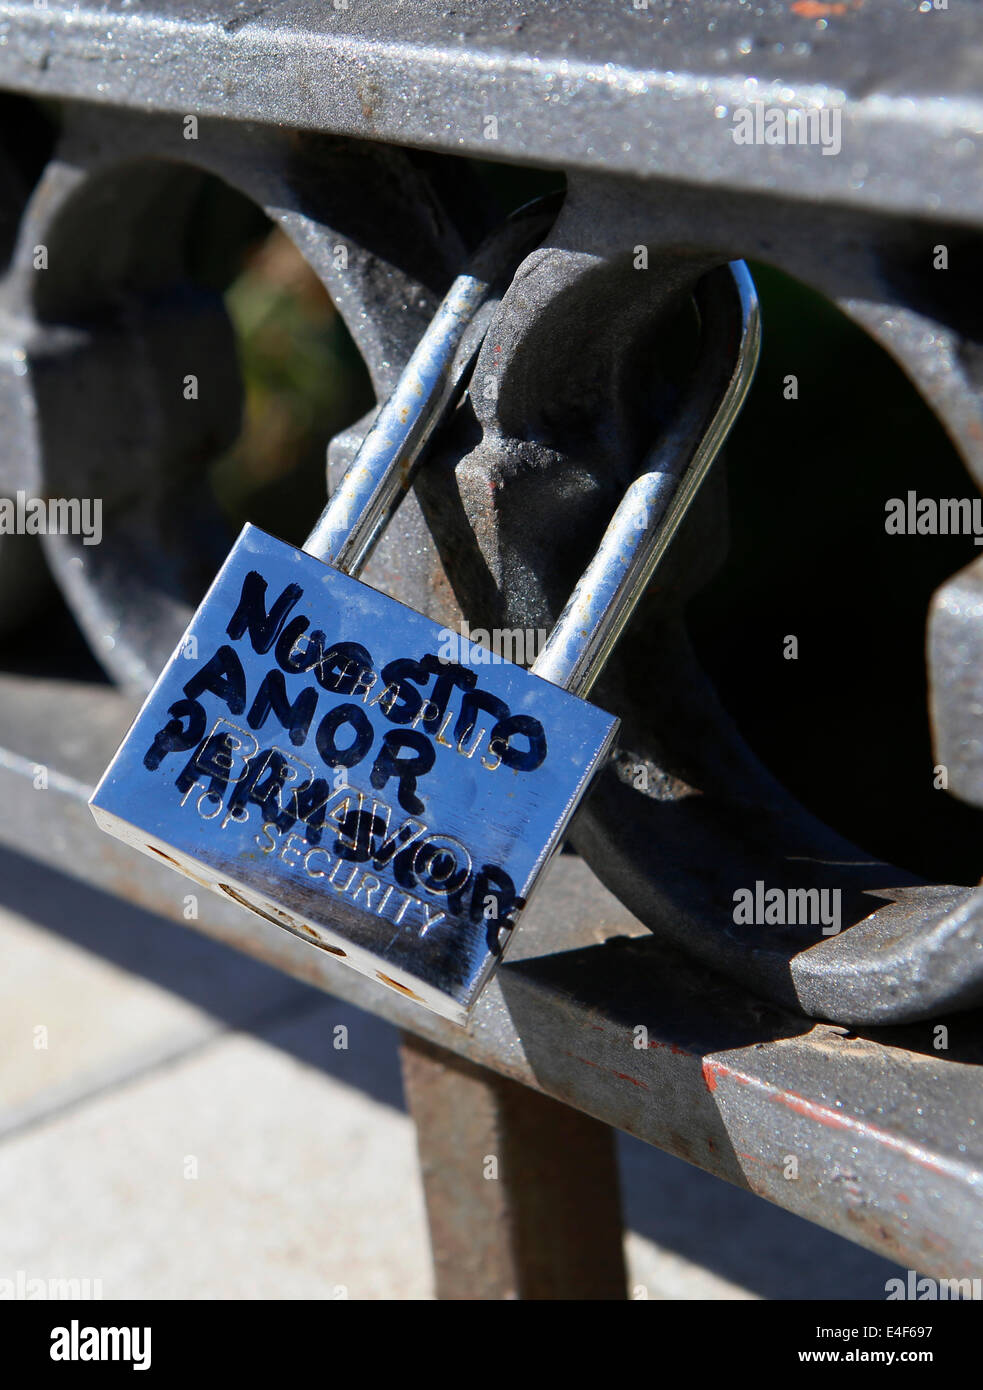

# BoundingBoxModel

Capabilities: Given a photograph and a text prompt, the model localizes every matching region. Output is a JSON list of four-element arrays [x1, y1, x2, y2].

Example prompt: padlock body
[[90, 525, 618, 1022]]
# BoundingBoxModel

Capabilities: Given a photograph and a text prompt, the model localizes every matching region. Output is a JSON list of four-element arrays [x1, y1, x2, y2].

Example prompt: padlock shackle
[[531, 260, 761, 699], [303, 272, 489, 575], [303, 195, 561, 577]]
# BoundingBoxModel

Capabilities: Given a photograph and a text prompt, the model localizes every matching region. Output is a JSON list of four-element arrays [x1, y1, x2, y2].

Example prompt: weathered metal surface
[[0, 1, 981, 223], [930, 558, 983, 810], [400, 1031, 627, 1299], [0, 671, 980, 1275], [0, 104, 477, 687]]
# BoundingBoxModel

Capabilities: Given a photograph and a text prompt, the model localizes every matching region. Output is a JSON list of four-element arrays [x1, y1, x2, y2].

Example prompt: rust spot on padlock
[[295, 922, 348, 957], [376, 971, 424, 1001], [218, 881, 349, 957], [146, 844, 215, 892], [145, 844, 180, 868], [219, 881, 285, 925]]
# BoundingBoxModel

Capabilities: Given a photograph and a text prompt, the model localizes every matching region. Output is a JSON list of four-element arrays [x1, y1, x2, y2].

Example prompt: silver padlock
[[90, 258, 759, 1024]]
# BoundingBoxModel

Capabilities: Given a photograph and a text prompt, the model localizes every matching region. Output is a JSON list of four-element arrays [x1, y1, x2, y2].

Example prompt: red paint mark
[[648, 1040, 689, 1055], [779, 1089, 859, 1132], [564, 1051, 600, 1071], [897, 1192, 911, 1204], [710, 1060, 964, 1182], [563, 1052, 649, 1090], [778, 1087, 944, 1165], [703, 1059, 735, 1092]]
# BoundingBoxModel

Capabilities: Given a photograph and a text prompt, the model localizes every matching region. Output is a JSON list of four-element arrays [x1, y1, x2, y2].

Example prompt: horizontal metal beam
[[0, 1, 981, 223], [0, 672, 979, 1276]]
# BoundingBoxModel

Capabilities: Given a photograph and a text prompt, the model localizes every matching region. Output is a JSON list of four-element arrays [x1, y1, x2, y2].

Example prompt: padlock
[[90, 256, 759, 1024]]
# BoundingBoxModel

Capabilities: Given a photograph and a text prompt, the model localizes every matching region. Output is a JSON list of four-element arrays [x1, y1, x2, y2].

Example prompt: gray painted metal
[[0, 1, 981, 223]]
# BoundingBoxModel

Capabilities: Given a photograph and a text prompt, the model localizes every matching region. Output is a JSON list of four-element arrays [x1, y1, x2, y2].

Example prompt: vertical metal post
[[400, 1033, 628, 1300]]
